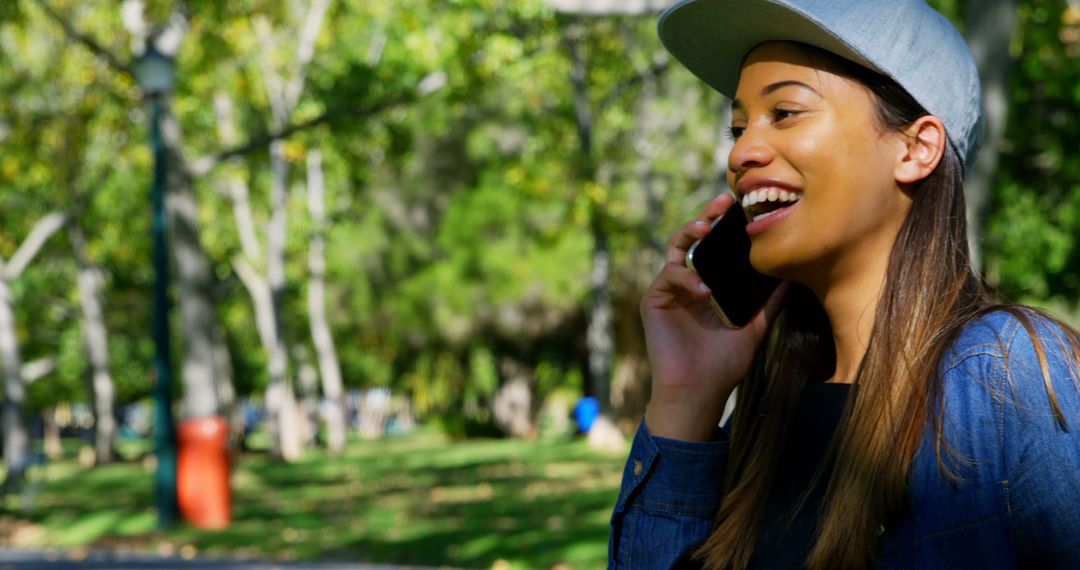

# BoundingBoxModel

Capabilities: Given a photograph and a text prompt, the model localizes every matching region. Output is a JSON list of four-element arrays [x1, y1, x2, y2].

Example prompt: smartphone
[[685, 196, 782, 328]]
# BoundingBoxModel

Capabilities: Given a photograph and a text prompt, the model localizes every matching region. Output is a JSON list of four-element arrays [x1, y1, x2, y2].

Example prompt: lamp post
[[135, 46, 179, 529]]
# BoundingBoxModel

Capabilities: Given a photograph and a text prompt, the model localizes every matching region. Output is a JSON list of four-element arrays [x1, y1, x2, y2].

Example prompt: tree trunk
[[265, 138, 302, 461], [0, 211, 67, 482], [265, 380, 302, 461], [565, 23, 625, 449], [493, 358, 536, 438], [160, 106, 222, 420], [614, 49, 667, 425], [305, 149, 347, 454], [293, 345, 320, 446], [586, 223, 614, 414], [211, 323, 244, 453], [219, 115, 301, 461], [120, 4, 225, 422], [584, 223, 625, 449], [0, 278, 28, 482], [964, 0, 1017, 273], [221, 130, 301, 462], [211, 93, 251, 453], [247, 0, 332, 461], [43, 408, 62, 460], [232, 257, 300, 461], [70, 223, 117, 464]]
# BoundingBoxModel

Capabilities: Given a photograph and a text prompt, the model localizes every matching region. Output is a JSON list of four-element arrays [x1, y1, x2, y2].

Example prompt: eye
[[771, 107, 801, 123], [725, 125, 745, 140]]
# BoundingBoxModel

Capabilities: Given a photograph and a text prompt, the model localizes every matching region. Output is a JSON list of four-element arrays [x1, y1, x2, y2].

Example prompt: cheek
[[785, 127, 851, 194], [800, 128, 897, 213], [787, 136, 897, 246]]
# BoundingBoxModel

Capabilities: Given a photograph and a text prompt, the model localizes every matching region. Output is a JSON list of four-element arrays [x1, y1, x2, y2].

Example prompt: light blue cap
[[658, 0, 984, 166]]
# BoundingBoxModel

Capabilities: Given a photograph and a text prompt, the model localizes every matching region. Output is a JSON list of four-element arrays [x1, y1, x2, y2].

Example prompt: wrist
[[644, 393, 730, 442]]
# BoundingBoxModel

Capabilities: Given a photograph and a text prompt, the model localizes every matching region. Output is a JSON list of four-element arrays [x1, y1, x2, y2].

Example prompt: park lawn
[[0, 427, 629, 570]]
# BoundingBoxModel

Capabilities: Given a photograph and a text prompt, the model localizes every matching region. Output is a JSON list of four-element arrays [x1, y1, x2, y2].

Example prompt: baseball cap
[[657, 0, 983, 166]]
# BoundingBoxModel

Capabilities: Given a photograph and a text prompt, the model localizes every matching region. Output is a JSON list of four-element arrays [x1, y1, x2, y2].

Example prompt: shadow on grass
[[1, 430, 628, 569]]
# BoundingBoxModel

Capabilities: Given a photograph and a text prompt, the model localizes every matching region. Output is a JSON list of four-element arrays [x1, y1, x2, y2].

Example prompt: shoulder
[[941, 307, 1080, 428], [943, 307, 1076, 371], [936, 314, 1080, 564]]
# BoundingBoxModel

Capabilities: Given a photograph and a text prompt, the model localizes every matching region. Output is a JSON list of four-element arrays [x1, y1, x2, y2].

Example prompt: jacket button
[[633, 460, 644, 476]]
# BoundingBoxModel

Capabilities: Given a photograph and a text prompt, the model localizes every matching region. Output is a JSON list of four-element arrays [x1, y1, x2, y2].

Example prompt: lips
[[741, 187, 801, 221], [734, 177, 803, 223]]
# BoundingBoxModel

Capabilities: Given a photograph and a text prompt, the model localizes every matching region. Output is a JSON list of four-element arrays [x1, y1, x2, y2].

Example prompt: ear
[[894, 116, 946, 184]]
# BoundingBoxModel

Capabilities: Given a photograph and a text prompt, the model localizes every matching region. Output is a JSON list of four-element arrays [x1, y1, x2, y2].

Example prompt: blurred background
[[0, 0, 1078, 568]]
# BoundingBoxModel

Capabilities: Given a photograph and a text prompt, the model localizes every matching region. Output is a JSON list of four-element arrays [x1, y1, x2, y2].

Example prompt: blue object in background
[[574, 397, 601, 433]]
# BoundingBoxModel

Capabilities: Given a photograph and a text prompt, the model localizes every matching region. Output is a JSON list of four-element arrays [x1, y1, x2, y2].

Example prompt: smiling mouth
[[741, 187, 802, 222]]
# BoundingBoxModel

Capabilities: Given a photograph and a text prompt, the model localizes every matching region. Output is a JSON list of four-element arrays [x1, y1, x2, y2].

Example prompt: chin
[[749, 242, 797, 277], [750, 251, 830, 294], [749, 230, 839, 285], [749, 253, 793, 281]]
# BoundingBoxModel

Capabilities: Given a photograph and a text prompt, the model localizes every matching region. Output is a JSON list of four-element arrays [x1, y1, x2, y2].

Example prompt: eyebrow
[[731, 80, 822, 110]]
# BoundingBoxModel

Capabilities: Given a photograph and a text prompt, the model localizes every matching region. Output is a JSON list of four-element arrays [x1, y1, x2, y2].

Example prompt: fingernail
[[698, 283, 710, 294]]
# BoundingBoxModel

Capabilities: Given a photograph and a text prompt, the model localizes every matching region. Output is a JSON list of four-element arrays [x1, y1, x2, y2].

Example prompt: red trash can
[[177, 416, 231, 529]]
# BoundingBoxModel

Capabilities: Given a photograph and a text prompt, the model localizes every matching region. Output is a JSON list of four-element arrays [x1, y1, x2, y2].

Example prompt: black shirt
[[750, 382, 852, 569]]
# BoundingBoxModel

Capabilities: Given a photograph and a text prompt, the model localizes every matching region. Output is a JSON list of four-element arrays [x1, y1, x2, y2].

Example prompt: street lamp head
[[135, 46, 175, 95]]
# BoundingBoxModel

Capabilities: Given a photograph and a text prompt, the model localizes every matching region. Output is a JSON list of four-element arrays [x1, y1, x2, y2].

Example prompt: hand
[[641, 193, 789, 441]]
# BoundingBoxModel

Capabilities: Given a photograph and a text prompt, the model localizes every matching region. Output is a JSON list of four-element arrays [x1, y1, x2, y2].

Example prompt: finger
[[698, 192, 736, 222], [748, 280, 791, 338], [649, 261, 713, 302], [662, 193, 739, 268], [666, 220, 712, 264], [761, 280, 791, 323]]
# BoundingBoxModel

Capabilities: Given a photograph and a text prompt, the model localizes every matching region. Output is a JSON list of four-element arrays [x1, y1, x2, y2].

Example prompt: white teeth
[[740, 187, 801, 210]]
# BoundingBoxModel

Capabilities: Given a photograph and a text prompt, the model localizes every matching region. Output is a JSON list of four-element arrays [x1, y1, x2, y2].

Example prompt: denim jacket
[[609, 310, 1080, 568]]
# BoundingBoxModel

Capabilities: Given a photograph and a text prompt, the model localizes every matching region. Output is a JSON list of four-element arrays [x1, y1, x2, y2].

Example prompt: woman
[[610, 1, 1080, 568]]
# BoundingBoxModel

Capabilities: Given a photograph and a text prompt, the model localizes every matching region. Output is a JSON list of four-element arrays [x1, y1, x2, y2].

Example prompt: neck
[[809, 254, 891, 385]]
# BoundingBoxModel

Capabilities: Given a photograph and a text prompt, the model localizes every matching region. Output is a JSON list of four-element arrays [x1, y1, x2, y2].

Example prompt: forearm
[[609, 419, 729, 569]]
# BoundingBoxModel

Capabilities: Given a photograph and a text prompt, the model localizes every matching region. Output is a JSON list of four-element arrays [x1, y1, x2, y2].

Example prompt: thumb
[[748, 280, 791, 339], [761, 280, 791, 323]]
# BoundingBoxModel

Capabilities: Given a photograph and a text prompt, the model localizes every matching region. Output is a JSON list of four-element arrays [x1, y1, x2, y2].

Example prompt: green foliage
[[984, 0, 1080, 307], [986, 181, 1079, 298]]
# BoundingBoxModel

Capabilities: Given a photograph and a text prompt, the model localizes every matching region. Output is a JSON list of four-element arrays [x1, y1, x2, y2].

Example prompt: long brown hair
[[696, 44, 1080, 569]]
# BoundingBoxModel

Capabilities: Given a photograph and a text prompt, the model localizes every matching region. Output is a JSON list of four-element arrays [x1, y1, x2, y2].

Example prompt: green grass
[[1, 428, 628, 569]]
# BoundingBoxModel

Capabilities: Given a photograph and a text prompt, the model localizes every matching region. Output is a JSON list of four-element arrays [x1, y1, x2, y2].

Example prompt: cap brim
[[658, 0, 885, 99]]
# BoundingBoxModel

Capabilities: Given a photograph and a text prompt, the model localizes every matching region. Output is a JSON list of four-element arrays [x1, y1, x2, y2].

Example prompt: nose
[[728, 124, 775, 176]]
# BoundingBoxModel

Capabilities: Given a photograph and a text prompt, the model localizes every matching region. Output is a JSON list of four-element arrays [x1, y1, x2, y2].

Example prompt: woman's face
[[727, 42, 913, 289]]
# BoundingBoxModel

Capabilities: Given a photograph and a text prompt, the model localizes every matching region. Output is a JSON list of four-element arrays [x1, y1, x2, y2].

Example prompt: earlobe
[[894, 116, 946, 184]]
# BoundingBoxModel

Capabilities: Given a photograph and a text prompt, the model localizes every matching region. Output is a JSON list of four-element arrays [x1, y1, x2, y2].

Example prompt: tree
[[126, 3, 227, 421], [31, 0, 231, 422], [553, 4, 674, 447], [962, 0, 1019, 272], [305, 148, 348, 453], [0, 212, 68, 482], [69, 221, 118, 464]]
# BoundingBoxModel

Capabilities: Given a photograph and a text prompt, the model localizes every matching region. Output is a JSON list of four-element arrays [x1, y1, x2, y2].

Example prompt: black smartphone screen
[[686, 201, 782, 328]]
